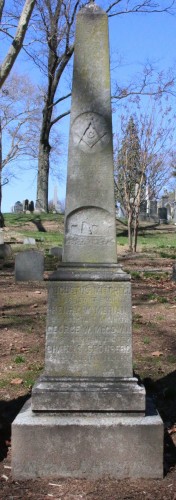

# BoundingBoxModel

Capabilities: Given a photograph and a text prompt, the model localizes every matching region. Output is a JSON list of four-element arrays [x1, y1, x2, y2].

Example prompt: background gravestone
[[158, 207, 167, 223], [0, 243, 12, 259], [0, 231, 4, 244], [23, 237, 36, 245], [15, 250, 44, 281], [14, 201, 23, 213]]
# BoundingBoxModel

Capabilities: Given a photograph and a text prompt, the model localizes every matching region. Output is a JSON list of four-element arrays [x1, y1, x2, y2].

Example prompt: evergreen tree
[[115, 116, 142, 251]]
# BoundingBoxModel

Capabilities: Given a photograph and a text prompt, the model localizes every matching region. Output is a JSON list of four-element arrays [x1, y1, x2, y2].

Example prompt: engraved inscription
[[70, 224, 78, 234], [72, 112, 111, 153], [66, 208, 114, 237], [45, 282, 132, 377], [81, 222, 97, 235]]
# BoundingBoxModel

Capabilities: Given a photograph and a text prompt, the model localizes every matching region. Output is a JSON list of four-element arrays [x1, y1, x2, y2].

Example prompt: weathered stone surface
[[62, 3, 116, 263], [23, 237, 36, 245], [50, 263, 128, 281], [0, 230, 4, 244], [15, 250, 44, 281], [49, 247, 62, 260], [173, 263, 176, 281], [32, 376, 145, 413], [12, 400, 163, 479], [0, 243, 12, 259], [44, 278, 133, 378]]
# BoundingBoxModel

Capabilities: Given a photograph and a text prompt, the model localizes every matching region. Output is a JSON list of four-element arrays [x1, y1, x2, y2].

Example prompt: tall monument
[[12, 2, 163, 479], [63, 1, 117, 263]]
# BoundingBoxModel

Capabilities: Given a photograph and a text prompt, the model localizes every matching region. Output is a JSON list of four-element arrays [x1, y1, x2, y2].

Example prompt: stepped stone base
[[32, 376, 145, 413], [12, 400, 163, 480]]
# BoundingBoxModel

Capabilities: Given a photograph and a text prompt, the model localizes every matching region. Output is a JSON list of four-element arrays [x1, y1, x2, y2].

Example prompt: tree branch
[[0, 0, 36, 88], [50, 109, 70, 128], [107, 0, 176, 17]]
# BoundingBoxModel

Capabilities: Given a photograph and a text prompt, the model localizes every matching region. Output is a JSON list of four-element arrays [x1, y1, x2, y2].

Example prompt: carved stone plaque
[[72, 112, 111, 153], [45, 281, 133, 378]]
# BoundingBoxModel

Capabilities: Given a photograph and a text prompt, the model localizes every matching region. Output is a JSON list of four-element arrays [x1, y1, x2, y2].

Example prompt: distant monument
[[12, 2, 163, 479], [14, 201, 23, 213], [53, 185, 62, 213]]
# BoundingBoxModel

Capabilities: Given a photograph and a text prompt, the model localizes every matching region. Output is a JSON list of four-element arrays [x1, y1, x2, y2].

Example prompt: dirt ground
[[0, 224, 176, 499]]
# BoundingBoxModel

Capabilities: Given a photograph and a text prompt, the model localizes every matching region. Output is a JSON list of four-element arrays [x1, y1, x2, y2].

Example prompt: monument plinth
[[12, 2, 163, 480]]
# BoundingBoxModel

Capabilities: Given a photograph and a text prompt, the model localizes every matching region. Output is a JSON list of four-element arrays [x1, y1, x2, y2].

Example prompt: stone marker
[[23, 237, 36, 245], [158, 207, 167, 224], [12, 1, 163, 480], [173, 263, 176, 281], [14, 201, 23, 213], [0, 230, 4, 244], [15, 250, 44, 281], [49, 247, 62, 260], [0, 243, 12, 259]]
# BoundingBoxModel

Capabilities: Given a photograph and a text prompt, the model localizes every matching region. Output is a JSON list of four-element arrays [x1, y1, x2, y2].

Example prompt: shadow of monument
[[0, 394, 30, 461], [143, 370, 176, 474]]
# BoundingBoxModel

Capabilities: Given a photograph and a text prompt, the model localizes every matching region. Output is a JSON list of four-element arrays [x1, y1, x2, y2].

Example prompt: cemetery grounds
[[0, 214, 176, 500]]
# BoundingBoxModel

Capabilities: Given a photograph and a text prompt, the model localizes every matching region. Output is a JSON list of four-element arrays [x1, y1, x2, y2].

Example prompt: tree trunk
[[0, 118, 4, 227], [127, 210, 133, 251], [36, 140, 50, 212], [133, 212, 139, 253]]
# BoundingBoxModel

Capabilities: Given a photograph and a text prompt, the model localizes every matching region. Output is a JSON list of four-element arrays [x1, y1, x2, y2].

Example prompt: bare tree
[[0, 72, 42, 222], [2, 0, 175, 211], [114, 102, 176, 251], [31, 0, 176, 211], [31, 0, 81, 212], [106, 0, 176, 17], [0, 0, 36, 88]]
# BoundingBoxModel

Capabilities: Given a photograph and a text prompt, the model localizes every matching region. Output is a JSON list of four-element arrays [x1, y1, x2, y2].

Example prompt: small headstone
[[29, 201, 34, 212], [172, 263, 176, 281], [150, 200, 157, 217], [0, 243, 12, 259], [24, 199, 29, 211], [23, 237, 36, 245], [15, 250, 44, 281], [0, 231, 4, 244], [14, 201, 23, 213], [158, 207, 167, 223], [49, 247, 62, 261], [173, 205, 176, 223]]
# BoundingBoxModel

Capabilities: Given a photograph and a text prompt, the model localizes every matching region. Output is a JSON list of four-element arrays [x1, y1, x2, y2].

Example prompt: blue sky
[[1, 2, 176, 212]]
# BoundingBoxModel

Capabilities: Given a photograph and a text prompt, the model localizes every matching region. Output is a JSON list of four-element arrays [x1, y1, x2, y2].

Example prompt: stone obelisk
[[62, 1, 117, 263], [12, 2, 163, 480]]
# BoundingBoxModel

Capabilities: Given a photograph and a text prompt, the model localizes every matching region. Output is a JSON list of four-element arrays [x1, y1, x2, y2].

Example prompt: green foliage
[[3, 213, 64, 226], [130, 271, 141, 279], [117, 229, 176, 251], [143, 337, 150, 345], [14, 355, 25, 364]]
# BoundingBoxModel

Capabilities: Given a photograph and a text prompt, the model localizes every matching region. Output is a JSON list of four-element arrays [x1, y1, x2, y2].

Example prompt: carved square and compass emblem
[[72, 112, 111, 153], [81, 121, 103, 149]]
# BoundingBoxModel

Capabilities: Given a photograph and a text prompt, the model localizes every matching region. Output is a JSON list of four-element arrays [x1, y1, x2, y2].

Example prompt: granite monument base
[[32, 376, 145, 413], [32, 265, 145, 414], [12, 400, 163, 479]]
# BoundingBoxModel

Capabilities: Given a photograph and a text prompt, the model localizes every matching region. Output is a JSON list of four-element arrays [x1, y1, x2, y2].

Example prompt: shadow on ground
[[144, 370, 176, 474], [0, 394, 30, 461]]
